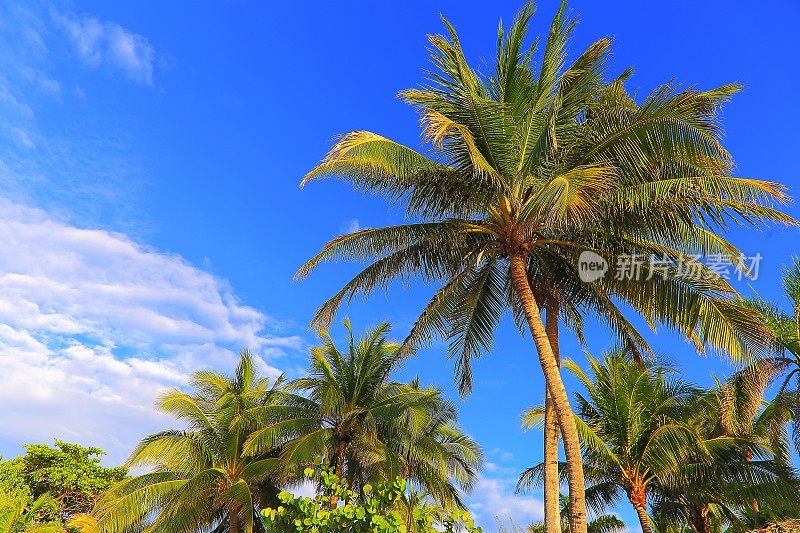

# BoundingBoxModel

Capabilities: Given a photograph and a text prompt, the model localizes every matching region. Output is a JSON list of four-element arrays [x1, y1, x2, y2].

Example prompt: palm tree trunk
[[632, 504, 652, 533], [229, 504, 240, 533], [330, 439, 347, 508], [544, 304, 561, 533], [628, 484, 652, 533], [510, 254, 587, 533]]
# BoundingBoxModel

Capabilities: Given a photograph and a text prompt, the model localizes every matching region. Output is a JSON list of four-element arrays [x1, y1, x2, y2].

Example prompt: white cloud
[[0, 200, 304, 462], [54, 11, 155, 85], [468, 476, 544, 529], [340, 218, 361, 234]]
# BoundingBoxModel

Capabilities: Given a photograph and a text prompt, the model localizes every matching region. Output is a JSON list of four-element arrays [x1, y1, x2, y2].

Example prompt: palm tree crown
[[243, 321, 483, 509], [89, 350, 284, 533]]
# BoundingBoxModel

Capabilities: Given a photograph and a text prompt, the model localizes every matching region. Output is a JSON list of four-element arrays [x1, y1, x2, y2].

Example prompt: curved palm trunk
[[510, 254, 587, 533], [627, 484, 652, 533], [544, 305, 561, 533], [632, 504, 652, 533], [330, 439, 347, 508]]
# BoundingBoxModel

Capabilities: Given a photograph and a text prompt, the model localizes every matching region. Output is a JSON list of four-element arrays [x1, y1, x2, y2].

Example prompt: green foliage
[[261, 467, 481, 533], [0, 440, 127, 519], [244, 321, 483, 510], [87, 349, 286, 533], [0, 441, 125, 524], [0, 487, 63, 533]]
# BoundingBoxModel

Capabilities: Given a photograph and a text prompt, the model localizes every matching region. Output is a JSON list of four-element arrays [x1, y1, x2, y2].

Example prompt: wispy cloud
[[53, 11, 155, 85], [468, 476, 544, 529], [0, 200, 304, 462], [340, 218, 361, 234]]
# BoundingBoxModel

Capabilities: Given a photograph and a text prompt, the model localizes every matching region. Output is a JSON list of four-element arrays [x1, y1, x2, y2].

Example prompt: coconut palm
[[564, 350, 700, 533], [85, 350, 285, 533], [743, 259, 800, 447], [393, 378, 484, 509], [650, 364, 799, 533], [243, 321, 479, 509], [296, 2, 792, 531]]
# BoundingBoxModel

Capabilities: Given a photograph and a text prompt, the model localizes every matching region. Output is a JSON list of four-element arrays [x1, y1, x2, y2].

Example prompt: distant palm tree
[[296, 2, 792, 531], [743, 259, 800, 447], [87, 350, 284, 533], [393, 378, 483, 509], [650, 363, 799, 533], [564, 350, 699, 533], [243, 321, 481, 509], [527, 495, 625, 533]]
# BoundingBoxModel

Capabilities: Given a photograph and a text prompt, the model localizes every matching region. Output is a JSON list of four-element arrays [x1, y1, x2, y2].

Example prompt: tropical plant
[[260, 466, 481, 532], [83, 349, 286, 533], [243, 321, 482, 509], [0, 486, 63, 533], [0, 442, 126, 525], [563, 350, 700, 533], [393, 378, 483, 509], [296, 1, 792, 531], [650, 363, 800, 533], [743, 258, 800, 448]]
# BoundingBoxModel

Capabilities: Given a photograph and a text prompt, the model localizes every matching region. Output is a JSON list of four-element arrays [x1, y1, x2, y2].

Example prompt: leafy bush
[[261, 467, 482, 532]]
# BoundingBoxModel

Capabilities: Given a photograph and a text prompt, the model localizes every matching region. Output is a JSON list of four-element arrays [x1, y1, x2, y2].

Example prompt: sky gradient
[[0, 0, 798, 528]]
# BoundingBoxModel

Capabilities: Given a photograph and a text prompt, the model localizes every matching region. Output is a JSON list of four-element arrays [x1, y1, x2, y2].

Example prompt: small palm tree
[[527, 495, 625, 533], [87, 350, 284, 533], [296, 3, 792, 531], [564, 350, 699, 533], [244, 321, 481, 509], [744, 259, 800, 447], [392, 378, 483, 509]]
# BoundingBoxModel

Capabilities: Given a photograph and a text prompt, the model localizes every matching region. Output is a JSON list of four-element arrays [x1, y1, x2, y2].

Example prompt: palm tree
[[650, 364, 799, 533], [744, 259, 800, 447], [393, 378, 484, 509], [564, 350, 700, 533], [296, 3, 792, 531], [243, 321, 481, 509], [86, 350, 285, 533]]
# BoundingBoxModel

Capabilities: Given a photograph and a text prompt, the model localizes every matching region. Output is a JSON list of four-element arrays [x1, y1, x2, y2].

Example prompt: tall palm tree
[[243, 321, 481, 509], [86, 350, 285, 533], [296, 2, 792, 531]]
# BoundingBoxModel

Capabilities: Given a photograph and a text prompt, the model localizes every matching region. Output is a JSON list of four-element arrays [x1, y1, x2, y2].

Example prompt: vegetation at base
[[260, 466, 481, 532], [0, 441, 126, 531]]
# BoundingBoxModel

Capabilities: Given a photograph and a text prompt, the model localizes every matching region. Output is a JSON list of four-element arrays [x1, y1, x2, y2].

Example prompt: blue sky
[[0, 0, 799, 528]]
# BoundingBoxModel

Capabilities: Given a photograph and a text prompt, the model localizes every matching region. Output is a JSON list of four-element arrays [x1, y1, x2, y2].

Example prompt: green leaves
[[260, 467, 482, 533], [82, 349, 286, 533]]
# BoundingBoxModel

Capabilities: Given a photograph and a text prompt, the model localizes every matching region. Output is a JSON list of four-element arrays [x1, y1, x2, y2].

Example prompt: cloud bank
[[0, 200, 303, 461]]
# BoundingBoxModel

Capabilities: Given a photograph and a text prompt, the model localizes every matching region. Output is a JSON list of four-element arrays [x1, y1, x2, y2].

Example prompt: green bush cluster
[[261, 467, 482, 533]]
